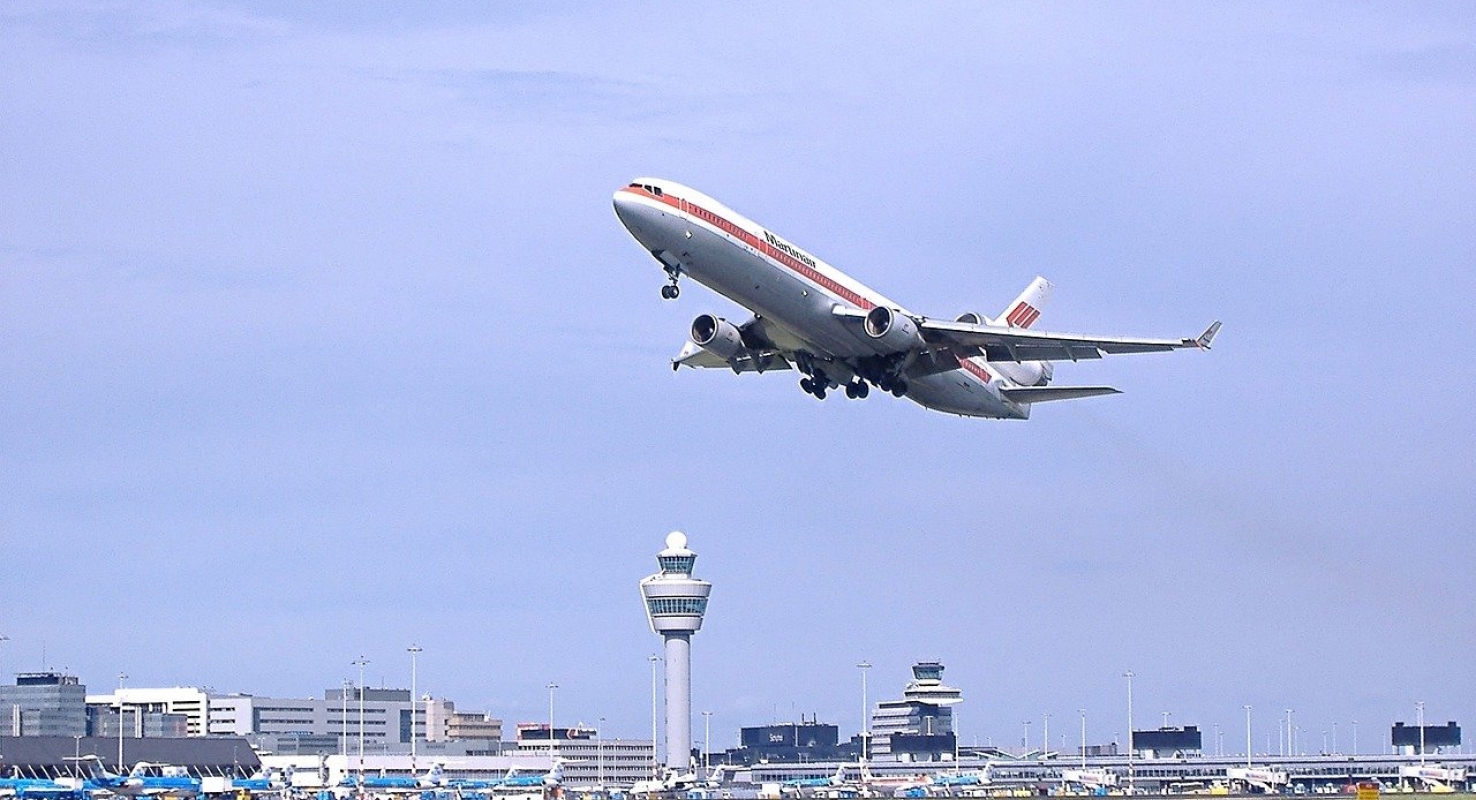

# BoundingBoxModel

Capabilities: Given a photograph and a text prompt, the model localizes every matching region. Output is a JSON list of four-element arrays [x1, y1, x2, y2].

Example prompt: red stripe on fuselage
[[623, 186, 877, 311], [955, 353, 994, 385]]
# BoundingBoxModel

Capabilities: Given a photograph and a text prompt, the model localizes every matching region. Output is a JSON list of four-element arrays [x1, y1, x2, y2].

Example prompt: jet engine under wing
[[920, 318, 1221, 362], [672, 340, 792, 373]]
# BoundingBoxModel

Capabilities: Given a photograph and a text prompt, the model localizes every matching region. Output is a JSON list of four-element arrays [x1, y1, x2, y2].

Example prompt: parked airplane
[[336, 764, 445, 793], [492, 763, 561, 790], [613, 179, 1218, 418], [783, 766, 848, 791], [232, 766, 294, 795], [70, 758, 199, 799]]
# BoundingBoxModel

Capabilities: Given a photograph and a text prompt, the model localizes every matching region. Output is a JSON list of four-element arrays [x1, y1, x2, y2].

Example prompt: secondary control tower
[[639, 531, 712, 770]]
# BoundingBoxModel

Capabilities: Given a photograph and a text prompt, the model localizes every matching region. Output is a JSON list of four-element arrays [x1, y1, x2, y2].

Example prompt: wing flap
[[999, 385, 1122, 403]]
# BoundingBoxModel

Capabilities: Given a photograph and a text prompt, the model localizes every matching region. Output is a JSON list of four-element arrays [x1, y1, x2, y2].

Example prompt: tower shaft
[[664, 633, 691, 770]]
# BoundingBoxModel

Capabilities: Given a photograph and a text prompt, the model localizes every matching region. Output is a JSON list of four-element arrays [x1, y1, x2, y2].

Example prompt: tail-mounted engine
[[863, 306, 925, 353], [690, 314, 745, 360], [1003, 360, 1054, 386]]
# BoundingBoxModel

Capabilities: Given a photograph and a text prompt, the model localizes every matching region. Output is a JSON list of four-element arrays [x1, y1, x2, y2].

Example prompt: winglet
[[1194, 320, 1222, 349]]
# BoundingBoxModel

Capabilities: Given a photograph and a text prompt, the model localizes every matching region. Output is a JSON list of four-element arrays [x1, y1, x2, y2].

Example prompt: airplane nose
[[613, 188, 655, 242]]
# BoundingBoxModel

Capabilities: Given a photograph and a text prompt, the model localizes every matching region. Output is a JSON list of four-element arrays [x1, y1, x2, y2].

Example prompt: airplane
[[336, 763, 445, 793], [69, 758, 199, 799], [928, 764, 992, 788], [432, 763, 563, 797], [778, 766, 856, 798], [854, 763, 930, 797], [627, 766, 697, 798], [784, 766, 848, 790], [491, 763, 561, 790], [232, 766, 294, 794], [613, 179, 1219, 419]]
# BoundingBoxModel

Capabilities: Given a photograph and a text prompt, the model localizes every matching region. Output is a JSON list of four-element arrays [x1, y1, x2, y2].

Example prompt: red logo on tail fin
[[1007, 303, 1040, 328]]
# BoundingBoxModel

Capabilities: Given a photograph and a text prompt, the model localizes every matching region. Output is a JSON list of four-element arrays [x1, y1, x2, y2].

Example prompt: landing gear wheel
[[660, 284, 679, 300], [891, 381, 907, 397], [799, 378, 814, 395], [845, 384, 858, 399], [814, 386, 827, 400], [855, 381, 870, 399]]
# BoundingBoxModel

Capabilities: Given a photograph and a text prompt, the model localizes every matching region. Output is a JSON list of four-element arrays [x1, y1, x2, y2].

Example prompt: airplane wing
[[920, 318, 1221, 362], [672, 341, 792, 373]]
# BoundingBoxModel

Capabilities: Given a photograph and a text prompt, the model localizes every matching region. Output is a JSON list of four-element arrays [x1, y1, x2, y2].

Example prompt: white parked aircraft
[[613, 178, 1219, 419]]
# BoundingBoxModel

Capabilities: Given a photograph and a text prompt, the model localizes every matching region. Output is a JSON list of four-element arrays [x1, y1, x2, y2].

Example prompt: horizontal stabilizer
[[999, 385, 1122, 404]]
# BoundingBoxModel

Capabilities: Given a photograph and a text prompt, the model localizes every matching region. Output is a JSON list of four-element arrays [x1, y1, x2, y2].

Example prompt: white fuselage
[[613, 179, 1029, 419]]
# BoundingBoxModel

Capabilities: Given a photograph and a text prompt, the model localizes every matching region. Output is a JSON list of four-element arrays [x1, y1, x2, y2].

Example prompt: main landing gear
[[799, 376, 827, 400], [854, 356, 909, 397], [799, 368, 872, 402]]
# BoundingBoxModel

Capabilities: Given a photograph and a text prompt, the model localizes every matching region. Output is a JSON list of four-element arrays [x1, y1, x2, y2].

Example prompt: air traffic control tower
[[640, 531, 712, 770]]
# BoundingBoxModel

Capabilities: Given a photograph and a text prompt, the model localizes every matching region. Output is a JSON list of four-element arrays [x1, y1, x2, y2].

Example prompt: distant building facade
[[868, 662, 962, 762], [87, 688, 210, 737], [1392, 721, 1462, 755], [1132, 726, 1202, 759], [0, 673, 87, 737], [510, 725, 653, 787]]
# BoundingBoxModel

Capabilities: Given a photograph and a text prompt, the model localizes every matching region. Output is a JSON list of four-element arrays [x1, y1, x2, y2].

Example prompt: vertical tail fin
[[998, 276, 1053, 328]]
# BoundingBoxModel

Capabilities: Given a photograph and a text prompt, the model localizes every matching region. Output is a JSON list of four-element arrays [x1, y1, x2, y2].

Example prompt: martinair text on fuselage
[[612, 178, 1218, 419]]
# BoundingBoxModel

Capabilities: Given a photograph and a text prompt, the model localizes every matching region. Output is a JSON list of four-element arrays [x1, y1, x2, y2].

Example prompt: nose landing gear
[[660, 264, 681, 300]]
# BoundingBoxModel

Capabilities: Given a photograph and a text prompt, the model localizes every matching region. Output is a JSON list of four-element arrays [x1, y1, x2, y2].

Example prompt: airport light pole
[[1078, 710, 1087, 769], [1123, 671, 1134, 795], [1244, 706, 1252, 768], [547, 683, 559, 761], [1044, 713, 1051, 757], [408, 644, 422, 770], [1023, 720, 1031, 754], [598, 717, 606, 788], [116, 672, 127, 772], [1352, 720, 1358, 756], [1284, 710, 1293, 757], [354, 656, 369, 781], [1214, 723, 1221, 756], [648, 654, 661, 778], [703, 711, 713, 772], [340, 680, 350, 758], [857, 661, 872, 763], [1417, 701, 1426, 764]]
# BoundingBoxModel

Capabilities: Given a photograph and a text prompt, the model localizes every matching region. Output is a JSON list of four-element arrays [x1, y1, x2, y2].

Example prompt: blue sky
[[2, 2, 1473, 754]]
